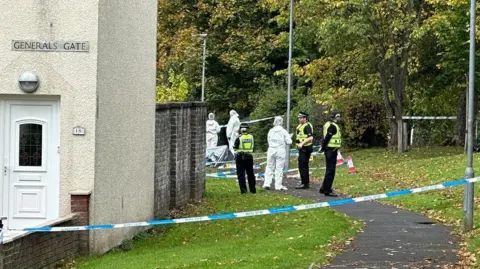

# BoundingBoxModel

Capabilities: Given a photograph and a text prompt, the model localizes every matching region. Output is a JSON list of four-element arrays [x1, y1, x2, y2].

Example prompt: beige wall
[[91, 0, 157, 253], [0, 0, 157, 254], [0, 0, 99, 217]]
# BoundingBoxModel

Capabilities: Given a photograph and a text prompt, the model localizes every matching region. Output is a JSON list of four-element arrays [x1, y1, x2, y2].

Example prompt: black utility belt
[[297, 146, 313, 151]]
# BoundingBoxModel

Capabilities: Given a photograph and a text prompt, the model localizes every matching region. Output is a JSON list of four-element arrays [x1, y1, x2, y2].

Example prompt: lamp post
[[464, 0, 476, 231], [285, 0, 294, 170], [194, 33, 208, 102]]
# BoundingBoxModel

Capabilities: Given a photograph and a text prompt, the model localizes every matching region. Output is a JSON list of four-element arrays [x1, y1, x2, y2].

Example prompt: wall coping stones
[[69, 190, 92, 195], [156, 102, 206, 110], [1, 213, 78, 244]]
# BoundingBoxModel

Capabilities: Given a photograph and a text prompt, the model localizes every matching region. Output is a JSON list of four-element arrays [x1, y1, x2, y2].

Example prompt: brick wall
[[155, 102, 206, 218], [0, 216, 79, 269], [189, 105, 206, 201], [154, 107, 171, 218], [70, 194, 90, 255], [169, 105, 191, 208]]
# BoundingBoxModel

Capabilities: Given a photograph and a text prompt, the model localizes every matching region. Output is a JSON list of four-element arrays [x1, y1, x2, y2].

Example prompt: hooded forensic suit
[[206, 113, 221, 149], [263, 117, 292, 190], [226, 110, 240, 154]]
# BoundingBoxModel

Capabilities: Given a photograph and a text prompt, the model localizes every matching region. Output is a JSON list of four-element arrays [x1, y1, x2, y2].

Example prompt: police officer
[[295, 112, 314, 189], [234, 123, 257, 194], [319, 112, 342, 197]]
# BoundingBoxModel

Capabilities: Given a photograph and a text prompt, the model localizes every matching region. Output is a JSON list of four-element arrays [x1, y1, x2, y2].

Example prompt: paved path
[[280, 179, 459, 269]]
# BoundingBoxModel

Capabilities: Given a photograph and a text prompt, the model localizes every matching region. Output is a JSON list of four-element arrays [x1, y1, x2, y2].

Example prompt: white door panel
[[12, 184, 46, 219], [1, 100, 60, 229]]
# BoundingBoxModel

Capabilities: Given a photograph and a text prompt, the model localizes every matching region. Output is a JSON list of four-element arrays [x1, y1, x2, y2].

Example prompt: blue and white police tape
[[206, 156, 268, 166], [207, 151, 321, 166], [290, 152, 324, 157], [219, 116, 277, 128], [214, 165, 262, 171], [205, 160, 235, 165], [206, 170, 237, 177], [209, 166, 336, 178], [17, 177, 480, 233], [290, 146, 322, 151], [206, 172, 264, 179], [206, 168, 299, 179]]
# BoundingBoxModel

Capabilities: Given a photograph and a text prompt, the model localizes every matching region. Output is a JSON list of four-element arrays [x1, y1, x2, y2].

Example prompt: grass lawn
[[305, 146, 480, 267], [75, 180, 361, 269]]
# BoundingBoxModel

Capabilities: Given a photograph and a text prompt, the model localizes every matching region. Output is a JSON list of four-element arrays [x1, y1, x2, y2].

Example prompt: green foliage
[[157, 0, 480, 148], [157, 0, 287, 121], [132, 230, 154, 241], [250, 85, 288, 152], [249, 85, 328, 151], [343, 99, 389, 147], [156, 69, 189, 103], [119, 239, 133, 252], [412, 121, 456, 146]]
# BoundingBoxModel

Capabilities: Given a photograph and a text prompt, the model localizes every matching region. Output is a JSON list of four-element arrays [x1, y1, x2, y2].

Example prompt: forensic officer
[[319, 112, 342, 197], [234, 123, 257, 194], [263, 116, 292, 191], [206, 113, 221, 149], [227, 110, 241, 154], [294, 112, 314, 189]]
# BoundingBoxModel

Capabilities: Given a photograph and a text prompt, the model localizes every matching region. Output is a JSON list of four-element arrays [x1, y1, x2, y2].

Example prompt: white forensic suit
[[263, 117, 292, 190], [226, 110, 240, 154], [206, 113, 221, 149]]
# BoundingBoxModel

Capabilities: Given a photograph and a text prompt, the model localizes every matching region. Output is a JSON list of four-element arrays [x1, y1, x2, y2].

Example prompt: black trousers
[[236, 154, 257, 194], [321, 147, 338, 193], [298, 147, 313, 186]]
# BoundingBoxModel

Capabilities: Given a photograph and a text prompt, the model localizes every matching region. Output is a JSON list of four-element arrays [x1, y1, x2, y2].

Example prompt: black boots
[[295, 184, 309, 189]]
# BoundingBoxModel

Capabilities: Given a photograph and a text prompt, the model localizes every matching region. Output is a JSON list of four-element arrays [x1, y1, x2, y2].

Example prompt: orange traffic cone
[[337, 151, 345, 165], [347, 156, 356, 174]]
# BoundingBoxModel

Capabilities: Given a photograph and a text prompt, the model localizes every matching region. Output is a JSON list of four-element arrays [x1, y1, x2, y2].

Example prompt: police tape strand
[[206, 156, 268, 166], [205, 166, 340, 178], [206, 152, 322, 166], [206, 168, 301, 179], [208, 153, 346, 177], [219, 116, 277, 128], [14, 177, 480, 233]]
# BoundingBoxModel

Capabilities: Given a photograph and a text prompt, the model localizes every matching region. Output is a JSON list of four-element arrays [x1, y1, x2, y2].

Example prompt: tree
[[156, 0, 479, 150], [418, 0, 473, 146], [296, 0, 427, 152], [157, 0, 287, 122], [156, 69, 189, 103]]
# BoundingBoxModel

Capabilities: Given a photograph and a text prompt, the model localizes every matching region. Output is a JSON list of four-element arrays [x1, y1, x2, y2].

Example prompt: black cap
[[297, 112, 308, 118], [240, 122, 249, 129], [331, 111, 341, 119]]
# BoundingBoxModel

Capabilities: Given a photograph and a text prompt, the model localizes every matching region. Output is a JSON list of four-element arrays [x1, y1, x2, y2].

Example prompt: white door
[[1, 100, 60, 229]]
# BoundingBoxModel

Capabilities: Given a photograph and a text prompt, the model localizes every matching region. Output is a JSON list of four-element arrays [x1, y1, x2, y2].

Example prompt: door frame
[[0, 100, 5, 224], [0, 97, 60, 229]]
